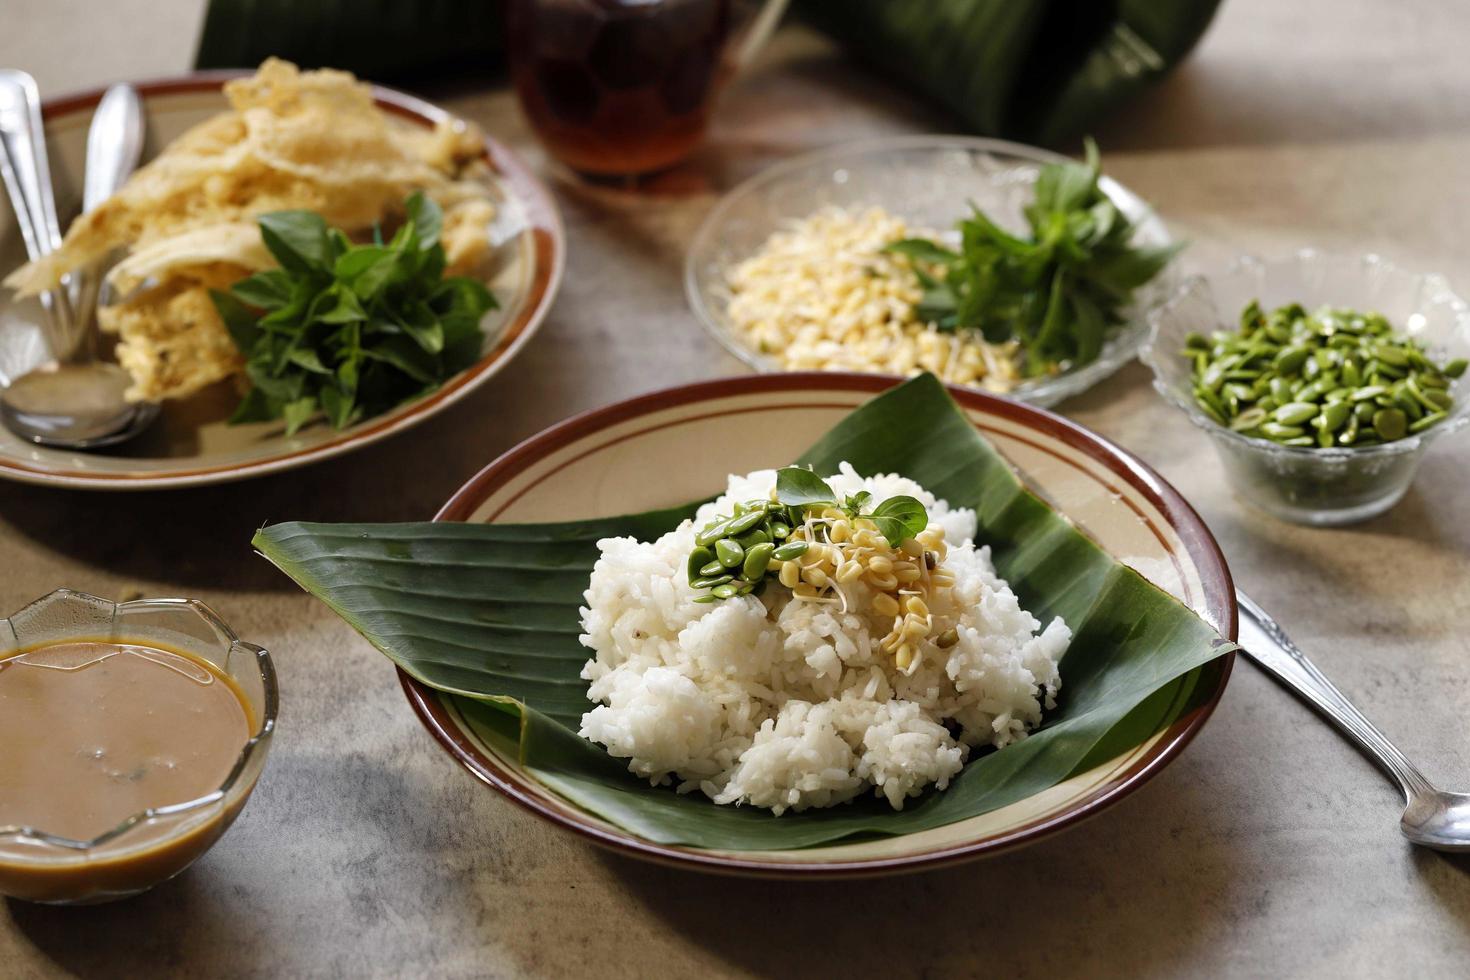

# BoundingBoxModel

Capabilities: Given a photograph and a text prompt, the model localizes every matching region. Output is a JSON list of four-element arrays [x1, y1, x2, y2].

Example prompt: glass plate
[[685, 135, 1179, 408]]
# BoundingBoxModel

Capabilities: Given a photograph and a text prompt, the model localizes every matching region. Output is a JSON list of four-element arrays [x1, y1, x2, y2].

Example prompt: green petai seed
[[1371, 408, 1408, 441], [735, 528, 770, 549], [1230, 407, 1268, 432], [724, 510, 767, 536], [1273, 402, 1320, 426], [715, 538, 745, 567], [742, 542, 776, 580], [1411, 411, 1448, 433], [687, 546, 715, 581], [1183, 301, 1460, 444], [772, 540, 809, 561], [1260, 422, 1307, 440], [1318, 401, 1352, 432], [1274, 346, 1310, 374], [695, 519, 733, 547]]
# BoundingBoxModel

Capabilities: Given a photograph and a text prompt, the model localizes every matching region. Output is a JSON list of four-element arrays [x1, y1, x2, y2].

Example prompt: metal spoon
[[0, 75, 156, 449], [1238, 590, 1470, 851]]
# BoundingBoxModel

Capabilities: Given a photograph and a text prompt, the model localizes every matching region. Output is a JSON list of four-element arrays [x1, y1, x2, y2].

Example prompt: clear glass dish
[[684, 134, 1181, 407], [1141, 252, 1470, 526], [0, 590, 277, 905]]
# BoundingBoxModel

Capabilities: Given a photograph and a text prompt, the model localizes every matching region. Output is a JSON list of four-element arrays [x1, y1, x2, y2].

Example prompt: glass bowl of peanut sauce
[[0, 590, 277, 905]]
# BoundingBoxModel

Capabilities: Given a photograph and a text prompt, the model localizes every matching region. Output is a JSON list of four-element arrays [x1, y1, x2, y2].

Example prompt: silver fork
[[1237, 590, 1470, 851], [0, 69, 73, 347], [0, 73, 156, 448]]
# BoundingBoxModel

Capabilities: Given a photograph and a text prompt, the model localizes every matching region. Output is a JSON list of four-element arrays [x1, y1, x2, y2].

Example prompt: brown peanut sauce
[[0, 641, 251, 842]]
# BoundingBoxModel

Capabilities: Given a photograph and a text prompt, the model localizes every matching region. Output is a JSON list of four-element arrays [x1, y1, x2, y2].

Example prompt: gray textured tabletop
[[4, 1, 1470, 977]]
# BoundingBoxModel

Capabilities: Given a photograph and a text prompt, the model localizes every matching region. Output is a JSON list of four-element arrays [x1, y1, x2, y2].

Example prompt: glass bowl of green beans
[[1141, 252, 1470, 526]]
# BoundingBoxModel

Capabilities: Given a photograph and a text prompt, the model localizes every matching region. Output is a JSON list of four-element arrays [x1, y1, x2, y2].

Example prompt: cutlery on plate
[[1238, 590, 1470, 851], [68, 81, 145, 352], [0, 74, 157, 448]]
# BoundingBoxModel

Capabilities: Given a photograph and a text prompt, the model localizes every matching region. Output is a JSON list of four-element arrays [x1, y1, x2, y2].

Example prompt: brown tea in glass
[[508, 0, 781, 177]]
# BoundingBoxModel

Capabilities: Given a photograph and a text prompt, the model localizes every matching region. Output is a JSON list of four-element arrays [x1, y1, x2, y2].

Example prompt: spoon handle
[[1237, 590, 1434, 801], [68, 84, 144, 358], [84, 84, 144, 213]]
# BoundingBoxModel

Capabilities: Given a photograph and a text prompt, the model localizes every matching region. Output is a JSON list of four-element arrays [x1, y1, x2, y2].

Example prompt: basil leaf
[[869, 494, 928, 546], [775, 467, 836, 508], [336, 357, 359, 398], [362, 335, 438, 384], [230, 269, 295, 310], [1071, 291, 1105, 367], [437, 275, 497, 316], [227, 386, 274, 425], [316, 287, 367, 325], [221, 195, 496, 434], [1031, 272, 1070, 363], [911, 140, 1178, 370], [883, 238, 959, 265], [415, 243, 446, 284], [288, 348, 330, 374], [258, 210, 333, 275], [281, 396, 318, 436], [318, 384, 356, 429], [260, 278, 315, 328], [209, 289, 263, 350], [404, 191, 442, 251], [335, 246, 399, 300], [1084, 199, 1117, 246], [915, 284, 957, 326], [1087, 241, 1185, 291], [398, 301, 445, 355], [246, 360, 304, 401]]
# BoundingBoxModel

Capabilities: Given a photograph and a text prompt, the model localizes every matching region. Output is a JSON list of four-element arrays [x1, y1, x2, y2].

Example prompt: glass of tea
[[507, 0, 787, 177]]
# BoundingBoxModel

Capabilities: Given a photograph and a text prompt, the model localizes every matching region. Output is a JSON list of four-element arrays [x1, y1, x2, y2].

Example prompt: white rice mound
[[577, 463, 1071, 815]]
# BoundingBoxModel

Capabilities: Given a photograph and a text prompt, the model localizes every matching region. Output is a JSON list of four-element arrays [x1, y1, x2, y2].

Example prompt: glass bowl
[[685, 135, 1181, 407], [1141, 252, 1470, 526], [0, 590, 277, 905]]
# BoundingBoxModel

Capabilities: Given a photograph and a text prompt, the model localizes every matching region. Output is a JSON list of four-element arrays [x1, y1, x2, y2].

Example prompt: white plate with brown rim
[[404, 372, 1236, 877], [0, 72, 564, 490]]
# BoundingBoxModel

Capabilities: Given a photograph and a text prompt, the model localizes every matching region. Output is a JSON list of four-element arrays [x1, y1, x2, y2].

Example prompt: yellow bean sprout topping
[[776, 509, 958, 674]]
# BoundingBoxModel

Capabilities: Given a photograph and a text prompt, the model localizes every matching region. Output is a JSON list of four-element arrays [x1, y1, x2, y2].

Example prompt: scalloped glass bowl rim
[[0, 591, 278, 857], [1140, 250, 1470, 460], [683, 134, 1178, 408]]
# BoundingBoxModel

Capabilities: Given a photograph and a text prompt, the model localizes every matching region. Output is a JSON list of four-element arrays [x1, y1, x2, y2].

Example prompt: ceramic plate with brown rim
[[403, 373, 1235, 877], [0, 72, 563, 490]]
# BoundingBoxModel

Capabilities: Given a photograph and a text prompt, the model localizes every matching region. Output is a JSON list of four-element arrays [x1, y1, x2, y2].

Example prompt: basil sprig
[[774, 467, 927, 547], [210, 193, 497, 435], [885, 138, 1180, 376]]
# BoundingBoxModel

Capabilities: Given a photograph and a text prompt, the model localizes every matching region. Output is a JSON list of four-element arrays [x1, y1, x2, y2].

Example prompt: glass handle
[[731, 0, 790, 73]]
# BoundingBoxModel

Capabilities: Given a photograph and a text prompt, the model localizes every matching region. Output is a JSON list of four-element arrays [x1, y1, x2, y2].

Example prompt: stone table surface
[[3, 1, 1470, 977]]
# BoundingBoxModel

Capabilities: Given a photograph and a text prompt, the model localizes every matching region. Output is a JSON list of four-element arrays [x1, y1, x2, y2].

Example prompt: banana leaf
[[254, 375, 1233, 849], [195, 0, 1218, 143], [794, 0, 1224, 145], [195, 0, 505, 81]]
